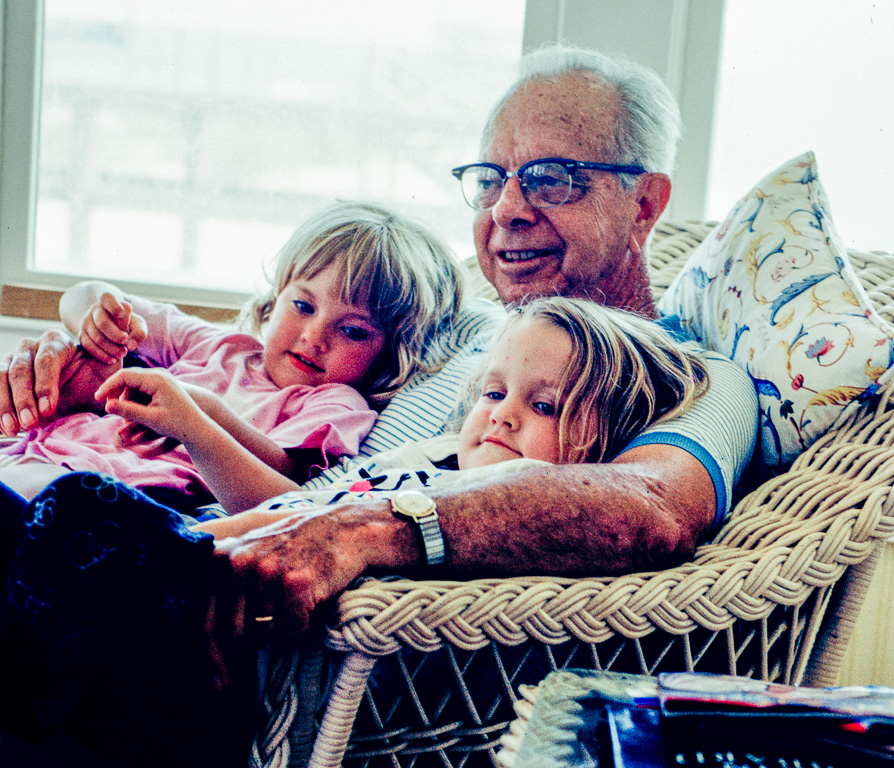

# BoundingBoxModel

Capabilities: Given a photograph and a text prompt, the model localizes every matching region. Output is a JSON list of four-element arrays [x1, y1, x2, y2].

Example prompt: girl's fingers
[[83, 303, 131, 360], [105, 393, 152, 424], [82, 325, 125, 364], [87, 296, 145, 357], [96, 368, 157, 400], [100, 292, 131, 333], [94, 369, 128, 400], [127, 313, 149, 349]]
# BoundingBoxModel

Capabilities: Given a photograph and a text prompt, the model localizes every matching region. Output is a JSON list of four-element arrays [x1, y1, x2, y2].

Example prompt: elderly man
[[0, 46, 756, 767]]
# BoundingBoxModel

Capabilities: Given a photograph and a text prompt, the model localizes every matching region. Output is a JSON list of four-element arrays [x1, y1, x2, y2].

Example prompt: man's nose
[[491, 175, 539, 229]]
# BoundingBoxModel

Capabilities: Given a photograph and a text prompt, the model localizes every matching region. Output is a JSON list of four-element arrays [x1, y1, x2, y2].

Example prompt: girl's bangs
[[290, 231, 379, 313]]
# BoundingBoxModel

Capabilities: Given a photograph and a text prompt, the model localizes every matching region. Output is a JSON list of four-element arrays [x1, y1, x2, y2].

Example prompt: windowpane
[[708, 0, 894, 252], [35, 1, 525, 295]]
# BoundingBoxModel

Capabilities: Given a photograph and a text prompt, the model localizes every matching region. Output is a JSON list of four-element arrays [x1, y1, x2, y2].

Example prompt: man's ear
[[628, 173, 671, 255]]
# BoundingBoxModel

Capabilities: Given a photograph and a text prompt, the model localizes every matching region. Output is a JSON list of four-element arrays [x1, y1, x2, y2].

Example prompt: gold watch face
[[393, 490, 436, 520]]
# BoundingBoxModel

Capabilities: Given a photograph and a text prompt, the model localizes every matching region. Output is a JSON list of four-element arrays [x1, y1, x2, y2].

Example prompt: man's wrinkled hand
[[0, 329, 79, 436], [205, 505, 374, 685]]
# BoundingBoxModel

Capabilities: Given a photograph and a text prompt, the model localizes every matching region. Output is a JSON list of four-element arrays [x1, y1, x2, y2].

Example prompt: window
[[707, 0, 894, 251], [10, 0, 887, 320], [2, 1, 526, 314]]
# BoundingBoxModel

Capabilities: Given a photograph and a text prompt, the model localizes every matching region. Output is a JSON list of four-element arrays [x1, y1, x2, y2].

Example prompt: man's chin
[[496, 281, 557, 306]]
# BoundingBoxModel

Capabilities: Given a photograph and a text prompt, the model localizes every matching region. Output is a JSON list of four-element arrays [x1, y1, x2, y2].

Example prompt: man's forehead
[[484, 73, 621, 163]]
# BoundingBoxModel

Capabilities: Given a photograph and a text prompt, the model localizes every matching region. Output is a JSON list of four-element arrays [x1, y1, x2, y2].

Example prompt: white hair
[[482, 46, 682, 185]]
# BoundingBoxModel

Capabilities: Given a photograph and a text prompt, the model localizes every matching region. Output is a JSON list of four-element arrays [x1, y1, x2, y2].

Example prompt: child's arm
[[177, 384, 303, 478], [59, 280, 148, 364], [191, 505, 318, 539], [96, 368, 302, 513]]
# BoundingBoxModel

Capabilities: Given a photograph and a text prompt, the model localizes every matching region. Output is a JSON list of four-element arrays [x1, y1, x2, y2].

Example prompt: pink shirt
[[0, 297, 377, 496]]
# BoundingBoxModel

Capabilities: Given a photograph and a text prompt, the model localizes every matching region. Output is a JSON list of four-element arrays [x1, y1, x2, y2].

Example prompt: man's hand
[[0, 330, 80, 436], [204, 504, 387, 686], [56, 349, 126, 418], [214, 507, 374, 634]]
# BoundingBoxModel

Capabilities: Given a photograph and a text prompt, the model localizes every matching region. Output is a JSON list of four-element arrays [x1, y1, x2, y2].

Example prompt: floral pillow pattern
[[658, 151, 894, 469]]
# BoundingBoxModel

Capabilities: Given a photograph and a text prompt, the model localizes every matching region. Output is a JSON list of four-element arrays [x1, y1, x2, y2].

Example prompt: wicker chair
[[250, 221, 894, 768]]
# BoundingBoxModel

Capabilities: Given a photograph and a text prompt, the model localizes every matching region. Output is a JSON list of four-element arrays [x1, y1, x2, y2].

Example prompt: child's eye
[[483, 391, 505, 402], [341, 325, 371, 342], [293, 300, 314, 314], [533, 401, 557, 416]]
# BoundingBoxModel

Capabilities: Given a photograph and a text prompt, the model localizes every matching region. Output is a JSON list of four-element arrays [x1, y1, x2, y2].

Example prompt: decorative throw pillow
[[657, 151, 894, 469]]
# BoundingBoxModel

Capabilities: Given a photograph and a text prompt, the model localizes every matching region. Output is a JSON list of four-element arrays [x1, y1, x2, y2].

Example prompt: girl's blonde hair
[[244, 201, 466, 405], [502, 297, 709, 463]]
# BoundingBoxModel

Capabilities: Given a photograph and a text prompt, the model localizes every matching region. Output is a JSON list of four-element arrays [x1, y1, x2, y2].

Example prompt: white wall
[[0, 317, 57, 356]]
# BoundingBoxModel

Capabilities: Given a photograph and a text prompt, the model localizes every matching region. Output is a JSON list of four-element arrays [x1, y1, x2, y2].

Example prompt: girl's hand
[[96, 368, 202, 442], [80, 292, 148, 364]]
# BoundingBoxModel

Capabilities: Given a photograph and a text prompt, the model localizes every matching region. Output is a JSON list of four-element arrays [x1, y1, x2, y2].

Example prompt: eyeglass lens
[[461, 162, 576, 210]]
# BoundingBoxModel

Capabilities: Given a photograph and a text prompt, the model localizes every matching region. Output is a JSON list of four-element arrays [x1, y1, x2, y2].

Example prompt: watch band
[[390, 490, 445, 566]]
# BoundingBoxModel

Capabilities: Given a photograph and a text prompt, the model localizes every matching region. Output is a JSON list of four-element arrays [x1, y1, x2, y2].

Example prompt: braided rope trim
[[250, 651, 299, 768]]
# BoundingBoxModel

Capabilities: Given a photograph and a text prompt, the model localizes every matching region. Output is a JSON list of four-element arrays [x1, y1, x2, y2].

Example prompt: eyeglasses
[[451, 157, 647, 211]]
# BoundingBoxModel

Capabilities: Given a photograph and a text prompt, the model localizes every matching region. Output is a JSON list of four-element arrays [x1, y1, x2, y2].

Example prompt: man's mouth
[[499, 248, 556, 263], [289, 352, 324, 373]]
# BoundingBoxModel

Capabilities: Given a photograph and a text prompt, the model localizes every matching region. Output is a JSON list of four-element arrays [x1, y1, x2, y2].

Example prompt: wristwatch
[[390, 490, 445, 566]]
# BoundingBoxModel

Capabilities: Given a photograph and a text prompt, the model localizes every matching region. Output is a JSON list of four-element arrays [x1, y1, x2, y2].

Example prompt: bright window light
[[34, 1, 525, 296], [707, 0, 894, 252]]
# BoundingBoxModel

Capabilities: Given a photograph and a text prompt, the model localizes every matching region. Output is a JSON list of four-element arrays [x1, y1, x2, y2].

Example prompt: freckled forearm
[[428, 459, 710, 576], [333, 501, 427, 572]]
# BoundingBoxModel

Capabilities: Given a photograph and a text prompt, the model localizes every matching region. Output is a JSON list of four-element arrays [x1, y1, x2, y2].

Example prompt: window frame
[[0, 0, 725, 320]]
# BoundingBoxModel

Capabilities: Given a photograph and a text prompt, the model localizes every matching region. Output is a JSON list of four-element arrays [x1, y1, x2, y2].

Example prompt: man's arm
[[431, 444, 713, 574], [213, 443, 713, 644]]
